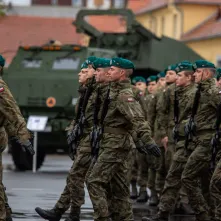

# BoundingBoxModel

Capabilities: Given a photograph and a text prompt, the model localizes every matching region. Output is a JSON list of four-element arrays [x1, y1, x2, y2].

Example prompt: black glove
[[20, 140, 35, 156], [136, 140, 161, 157]]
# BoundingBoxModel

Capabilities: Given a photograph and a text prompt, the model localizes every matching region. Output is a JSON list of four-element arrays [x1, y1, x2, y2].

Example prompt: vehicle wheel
[[9, 140, 46, 171]]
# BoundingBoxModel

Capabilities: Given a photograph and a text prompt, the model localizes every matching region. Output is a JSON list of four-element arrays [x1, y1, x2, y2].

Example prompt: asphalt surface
[[2, 153, 196, 221]]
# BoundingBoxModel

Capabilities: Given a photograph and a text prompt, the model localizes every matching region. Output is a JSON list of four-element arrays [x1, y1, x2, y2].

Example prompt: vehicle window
[[52, 58, 80, 70], [22, 59, 42, 68]]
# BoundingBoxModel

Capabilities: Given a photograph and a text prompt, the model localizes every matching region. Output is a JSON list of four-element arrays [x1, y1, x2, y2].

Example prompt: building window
[[161, 16, 165, 35], [173, 14, 178, 38], [58, 0, 72, 5], [72, 0, 83, 6], [111, 0, 126, 8], [32, 0, 52, 5]]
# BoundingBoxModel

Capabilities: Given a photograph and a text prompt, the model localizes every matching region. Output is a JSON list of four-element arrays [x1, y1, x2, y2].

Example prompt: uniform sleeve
[[156, 90, 169, 139], [117, 92, 155, 145], [0, 84, 30, 141], [147, 95, 157, 133]]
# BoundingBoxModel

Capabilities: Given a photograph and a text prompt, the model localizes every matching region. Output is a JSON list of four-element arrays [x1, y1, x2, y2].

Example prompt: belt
[[103, 127, 128, 135]]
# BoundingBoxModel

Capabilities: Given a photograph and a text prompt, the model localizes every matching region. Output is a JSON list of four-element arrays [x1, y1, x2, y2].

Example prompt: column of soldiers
[[0, 55, 35, 221], [33, 56, 221, 221]]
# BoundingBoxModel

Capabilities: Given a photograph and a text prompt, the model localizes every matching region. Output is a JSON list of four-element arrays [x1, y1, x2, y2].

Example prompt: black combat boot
[[35, 207, 63, 221], [137, 190, 148, 203], [142, 211, 169, 221], [130, 180, 138, 199], [64, 207, 80, 221], [149, 189, 159, 206]]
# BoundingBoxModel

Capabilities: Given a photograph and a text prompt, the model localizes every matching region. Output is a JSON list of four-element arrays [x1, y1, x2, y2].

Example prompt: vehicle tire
[[9, 140, 46, 171]]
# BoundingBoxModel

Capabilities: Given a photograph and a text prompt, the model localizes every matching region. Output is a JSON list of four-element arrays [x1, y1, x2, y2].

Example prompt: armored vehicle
[[74, 9, 203, 77], [4, 8, 202, 171]]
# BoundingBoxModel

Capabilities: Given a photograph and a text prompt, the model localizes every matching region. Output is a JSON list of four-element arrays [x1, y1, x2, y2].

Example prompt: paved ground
[[2, 153, 196, 221]]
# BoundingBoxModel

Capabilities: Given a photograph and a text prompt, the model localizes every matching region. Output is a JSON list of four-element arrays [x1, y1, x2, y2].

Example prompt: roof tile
[[0, 15, 82, 65]]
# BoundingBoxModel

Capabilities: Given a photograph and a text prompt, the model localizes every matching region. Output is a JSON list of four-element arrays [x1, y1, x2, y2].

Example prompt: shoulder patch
[[127, 97, 135, 102], [0, 87, 4, 92], [139, 91, 143, 96]]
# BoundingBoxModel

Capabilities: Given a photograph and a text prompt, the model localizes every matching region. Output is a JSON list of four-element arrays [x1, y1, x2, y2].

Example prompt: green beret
[[165, 64, 178, 72], [92, 58, 111, 69], [175, 61, 193, 73], [216, 68, 221, 80], [147, 75, 158, 83], [81, 62, 88, 70], [85, 56, 97, 65], [110, 57, 135, 69], [0, 55, 5, 67], [192, 60, 215, 70], [132, 76, 146, 85], [157, 71, 166, 79]]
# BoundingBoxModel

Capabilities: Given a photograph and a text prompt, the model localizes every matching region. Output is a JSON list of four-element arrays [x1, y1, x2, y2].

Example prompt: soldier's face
[[166, 71, 176, 83], [176, 71, 189, 87], [78, 69, 88, 84], [157, 77, 166, 88], [94, 67, 109, 83], [193, 68, 209, 83], [135, 82, 146, 92], [87, 65, 95, 78], [107, 66, 122, 81], [147, 81, 157, 94]]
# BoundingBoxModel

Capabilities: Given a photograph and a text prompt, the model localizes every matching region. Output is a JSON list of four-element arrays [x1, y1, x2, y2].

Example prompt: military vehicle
[[3, 8, 202, 171]]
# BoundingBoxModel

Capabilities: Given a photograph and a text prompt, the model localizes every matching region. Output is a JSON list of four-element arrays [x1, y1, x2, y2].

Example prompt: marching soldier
[[216, 68, 221, 90], [35, 56, 97, 221], [0, 55, 34, 221], [129, 76, 148, 200], [142, 61, 196, 221], [86, 57, 161, 221], [181, 60, 219, 221]]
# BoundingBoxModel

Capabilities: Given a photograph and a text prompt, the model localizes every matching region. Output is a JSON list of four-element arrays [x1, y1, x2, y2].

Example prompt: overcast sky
[[2, 0, 31, 5]]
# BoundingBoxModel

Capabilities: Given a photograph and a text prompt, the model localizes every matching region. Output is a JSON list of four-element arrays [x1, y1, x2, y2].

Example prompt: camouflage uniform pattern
[[181, 79, 220, 217], [136, 92, 152, 192], [210, 150, 221, 221], [86, 79, 154, 221], [67, 79, 97, 211], [0, 79, 31, 220], [158, 84, 195, 212]]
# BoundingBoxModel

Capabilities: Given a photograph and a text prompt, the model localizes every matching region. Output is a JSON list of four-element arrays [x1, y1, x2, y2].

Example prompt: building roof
[[0, 15, 82, 65], [181, 11, 221, 41], [87, 0, 151, 33], [136, 0, 221, 15]]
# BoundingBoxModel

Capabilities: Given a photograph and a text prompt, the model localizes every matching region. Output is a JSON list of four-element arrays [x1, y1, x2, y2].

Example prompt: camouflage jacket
[[0, 79, 30, 142], [78, 79, 97, 151], [157, 83, 176, 141], [192, 78, 220, 136], [100, 79, 154, 150], [148, 88, 165, 145]]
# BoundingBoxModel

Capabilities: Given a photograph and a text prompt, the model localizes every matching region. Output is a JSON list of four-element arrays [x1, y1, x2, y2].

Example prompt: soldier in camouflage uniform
[[129, 76, 147, 200], [146, 72, 166, 206], [136, 75, 158, 203], [181, 60, 219, 221], [142, 61, 196, 221], [35, 57, 97, 221], [0, 55, 34, 221], [86, 57, 161, 221]]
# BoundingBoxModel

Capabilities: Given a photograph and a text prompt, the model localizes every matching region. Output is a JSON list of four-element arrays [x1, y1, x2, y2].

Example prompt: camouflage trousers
[[128, 149, 138, 183], [86, 147, 133, 221], [181, 137, 212, 216], [54, 149, 92, 212], [159, 146, 192, 212], [210, 151, 221, 221], [137, 152, 150, 192], [0, 153, 5, 221]]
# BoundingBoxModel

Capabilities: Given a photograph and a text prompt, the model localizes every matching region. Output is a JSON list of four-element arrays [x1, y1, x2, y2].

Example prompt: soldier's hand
[[144, 143, 161, 157], [20, 140, 35, 156], [161, 136, 168, 150]]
